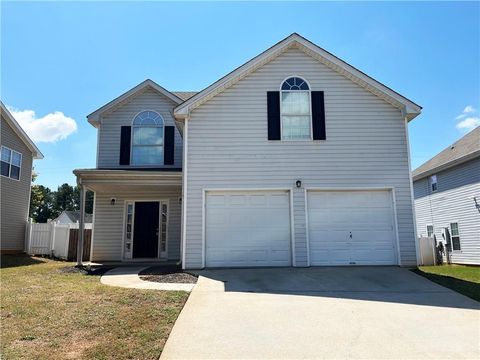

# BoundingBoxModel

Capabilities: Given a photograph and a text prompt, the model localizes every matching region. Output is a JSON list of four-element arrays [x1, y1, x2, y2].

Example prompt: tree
[[84, 189, 94, 214], [29, 180, 95, 222], [29, 185, 56, 223], [54, 183, 78, 213], [72, 186, 94, 214]]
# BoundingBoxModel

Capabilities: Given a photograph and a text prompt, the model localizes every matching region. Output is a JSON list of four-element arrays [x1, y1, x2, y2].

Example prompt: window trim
[[279, 76, 313, 141], [429, 175, 437, 192], [449, 222, 461, 252], [1, 145, 22, 181], [130, 110, 165, 166]]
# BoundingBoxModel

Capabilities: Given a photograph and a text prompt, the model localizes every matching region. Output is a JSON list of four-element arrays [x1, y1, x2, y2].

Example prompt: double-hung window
[[131, 111, 164, 165], [1, 146, 22, 180], [450, 222, 461, 251], [280, 77, 311, 140]]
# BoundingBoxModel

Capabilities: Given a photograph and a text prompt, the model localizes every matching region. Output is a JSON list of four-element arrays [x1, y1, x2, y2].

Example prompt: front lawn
[[1, 255, 189, 359], [414, 265, 480, 302]]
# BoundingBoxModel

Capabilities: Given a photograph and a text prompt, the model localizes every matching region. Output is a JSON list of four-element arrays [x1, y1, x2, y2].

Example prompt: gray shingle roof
[[61, 210, 93, 223], [172, 92, 198, 101], [412, 126, 480, 180]]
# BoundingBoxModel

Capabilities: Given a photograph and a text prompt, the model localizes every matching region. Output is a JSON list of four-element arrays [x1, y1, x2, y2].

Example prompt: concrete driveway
[[161, 267, 479, 359]]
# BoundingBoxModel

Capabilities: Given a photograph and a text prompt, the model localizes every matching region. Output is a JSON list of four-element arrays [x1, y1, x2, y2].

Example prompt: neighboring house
[[54, 210, 93, 225], [1, 102, 43, 253], [413, 127, 480, 265], [74, 33, 422, 269]]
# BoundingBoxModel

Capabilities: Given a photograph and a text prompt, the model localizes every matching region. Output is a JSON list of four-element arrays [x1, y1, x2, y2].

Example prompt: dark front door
[[133, 202, 159, 258]]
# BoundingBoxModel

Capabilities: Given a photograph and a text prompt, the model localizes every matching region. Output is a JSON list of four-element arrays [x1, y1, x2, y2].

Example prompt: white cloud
[[456, 117, 480, 132], [456, 105, 477, 119], [7, 106, 77, 143]]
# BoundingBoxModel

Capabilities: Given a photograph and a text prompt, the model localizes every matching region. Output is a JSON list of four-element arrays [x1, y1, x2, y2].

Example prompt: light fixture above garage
[[295, 180, 302, 188]]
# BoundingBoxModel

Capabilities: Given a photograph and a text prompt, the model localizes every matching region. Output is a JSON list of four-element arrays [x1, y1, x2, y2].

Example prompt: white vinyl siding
[[414, 158, 480, 265], [0, 115, 33, 251], [184, 47, 416, 269], [97, 89, 182, 169], [91, 186, 181, 261]]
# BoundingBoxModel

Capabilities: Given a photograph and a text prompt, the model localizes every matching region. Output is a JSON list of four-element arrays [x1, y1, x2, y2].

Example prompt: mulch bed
[[58, 266, 113, 276], [139, 266, 198, 284]]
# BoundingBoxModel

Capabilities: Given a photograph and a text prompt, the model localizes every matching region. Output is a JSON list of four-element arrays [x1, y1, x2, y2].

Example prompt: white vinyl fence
[[418, 237, 437, 266], [25, 219, 92, 259]]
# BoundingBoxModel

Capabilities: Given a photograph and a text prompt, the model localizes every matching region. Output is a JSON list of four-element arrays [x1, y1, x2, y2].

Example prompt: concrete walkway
[[161, 267, 479, 359], [100, 267, 195, 292]]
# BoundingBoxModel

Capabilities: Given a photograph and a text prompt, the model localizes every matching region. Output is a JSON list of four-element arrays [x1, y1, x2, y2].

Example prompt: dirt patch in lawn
[[139, 266, 198, 284], [57, 265, 113, 276]]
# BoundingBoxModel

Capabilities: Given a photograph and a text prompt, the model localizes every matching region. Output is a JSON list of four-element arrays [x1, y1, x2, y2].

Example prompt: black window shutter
[[267, 91, 281, 140], [311, 91, 326, 140], [119, 126, 131, 165], [164, 126, 175, 165]]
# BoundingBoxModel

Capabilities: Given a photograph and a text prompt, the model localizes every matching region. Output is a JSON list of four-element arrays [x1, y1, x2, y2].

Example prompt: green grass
[[414, 265, 480, 302], [1, 255, 189, 360]]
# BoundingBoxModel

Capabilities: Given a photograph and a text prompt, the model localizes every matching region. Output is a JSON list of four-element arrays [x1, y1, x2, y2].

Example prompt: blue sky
[[2, 1, 479, 189]]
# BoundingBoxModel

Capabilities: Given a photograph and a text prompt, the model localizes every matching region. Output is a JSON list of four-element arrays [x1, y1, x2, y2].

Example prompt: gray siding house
[[413, 127, 480, 265], [75, 33, 422, 268], [1, 102, 43, 253], [54, 210, 93, 225]]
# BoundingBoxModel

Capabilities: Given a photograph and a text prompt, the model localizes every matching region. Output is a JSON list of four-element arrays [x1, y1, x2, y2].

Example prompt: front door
[[133, 202, 159, 258]]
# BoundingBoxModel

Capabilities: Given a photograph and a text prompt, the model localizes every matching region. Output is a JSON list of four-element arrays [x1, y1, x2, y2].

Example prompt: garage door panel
[[309, 231, 349, 247], [206, 191, 291, 267], [308, 190, 397, 266]]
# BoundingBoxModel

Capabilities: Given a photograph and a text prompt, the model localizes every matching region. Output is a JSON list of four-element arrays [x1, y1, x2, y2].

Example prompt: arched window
[[280, 77, 311, 140], [131, 111, 164, 165]]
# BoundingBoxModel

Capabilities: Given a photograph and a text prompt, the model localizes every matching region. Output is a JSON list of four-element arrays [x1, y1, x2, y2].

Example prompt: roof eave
[[412, 149, 480, 181]]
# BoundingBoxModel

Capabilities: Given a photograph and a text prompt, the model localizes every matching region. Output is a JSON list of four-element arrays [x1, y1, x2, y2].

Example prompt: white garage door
[[307, 190, 397, 265], [205, 191, 292, 267]]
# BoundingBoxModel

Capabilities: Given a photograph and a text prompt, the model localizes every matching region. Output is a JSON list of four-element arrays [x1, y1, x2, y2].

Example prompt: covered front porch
[[73, 169, 182, 265]]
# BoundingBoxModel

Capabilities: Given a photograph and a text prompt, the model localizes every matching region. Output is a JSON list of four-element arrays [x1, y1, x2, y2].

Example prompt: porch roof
[[73, 168, 182, 191]]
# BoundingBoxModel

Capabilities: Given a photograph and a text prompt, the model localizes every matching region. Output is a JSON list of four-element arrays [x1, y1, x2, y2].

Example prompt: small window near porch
[[427, 225, 434, 237], [124, 202, 134, 259], [160, 203, 168, 253], [450, 222, 461, 251], [429, 175, 437, 192]]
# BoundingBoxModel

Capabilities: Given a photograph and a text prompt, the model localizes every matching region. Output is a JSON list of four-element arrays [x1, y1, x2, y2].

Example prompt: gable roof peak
[[174, 33, 421, 120], [87, 79, 183, 127]]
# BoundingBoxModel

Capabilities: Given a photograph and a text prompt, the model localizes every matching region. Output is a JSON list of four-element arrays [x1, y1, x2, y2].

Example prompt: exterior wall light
[[295, 180, 302, 188], [110, 198, 116, 206]]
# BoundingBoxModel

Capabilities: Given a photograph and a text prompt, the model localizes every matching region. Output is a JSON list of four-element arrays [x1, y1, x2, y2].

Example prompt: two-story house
[[413, 127, 480, 265], [1, 102, 43, 253], [74, 33, 422, 269]]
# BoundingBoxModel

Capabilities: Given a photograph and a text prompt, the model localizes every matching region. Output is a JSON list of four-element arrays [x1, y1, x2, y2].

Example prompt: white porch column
[[76, 184, 86, 266]]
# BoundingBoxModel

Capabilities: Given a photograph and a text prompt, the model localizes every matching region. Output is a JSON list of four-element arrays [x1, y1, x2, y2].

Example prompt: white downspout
[[179, 115, 189, 269], [403, 109, 421, 266], [76, 182, 86, 267]]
